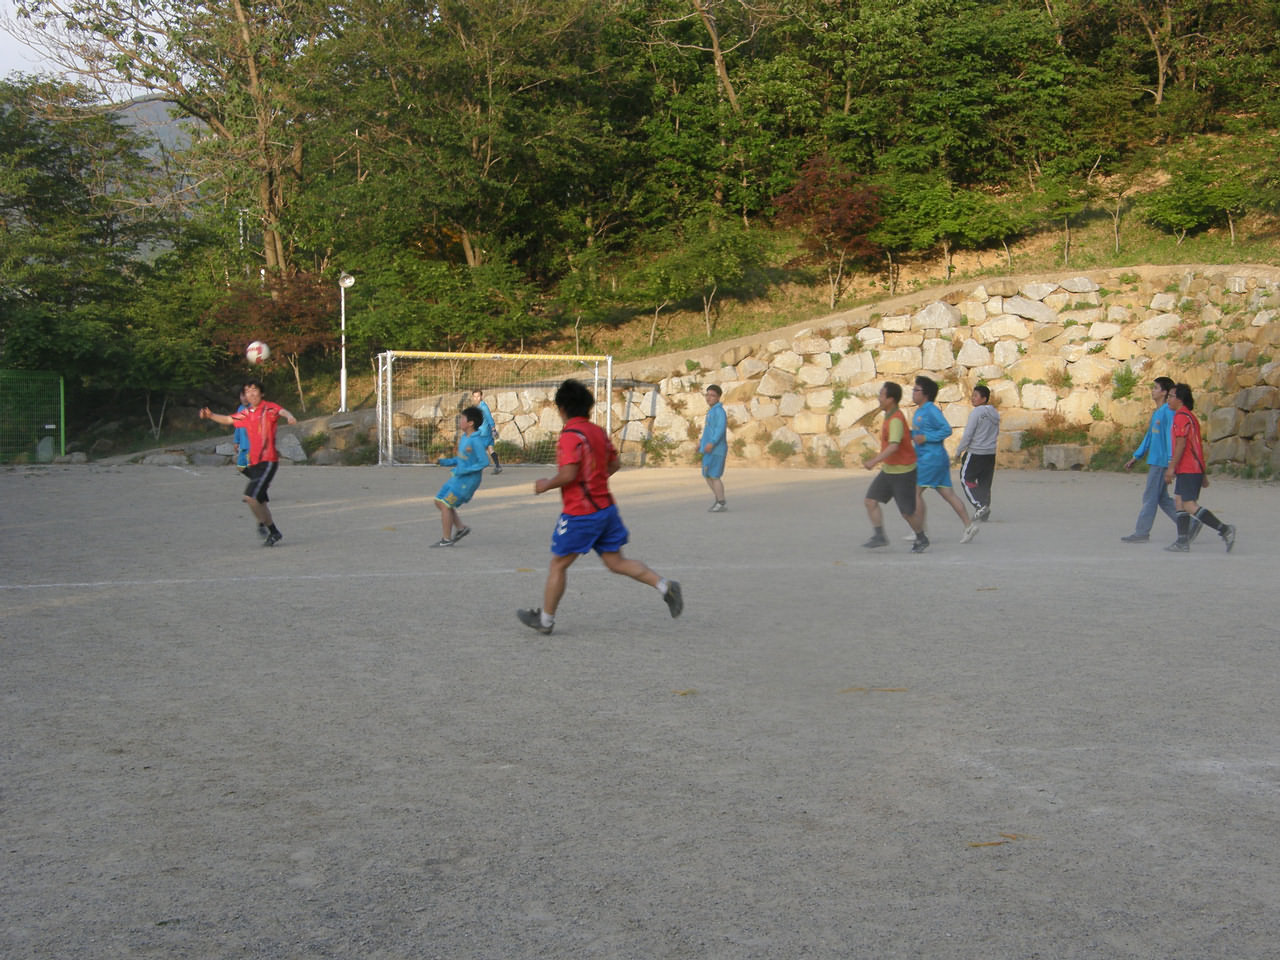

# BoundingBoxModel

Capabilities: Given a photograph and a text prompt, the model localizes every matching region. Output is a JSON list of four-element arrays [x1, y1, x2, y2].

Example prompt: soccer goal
[[375, 351, 613, 465], [0, 370, 65, 464]]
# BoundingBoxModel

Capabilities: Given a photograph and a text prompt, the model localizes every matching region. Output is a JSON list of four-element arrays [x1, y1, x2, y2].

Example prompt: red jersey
[[557, 416, 616, 516], [1171, 407, 1205, 474], [230, 401, 285, 464]]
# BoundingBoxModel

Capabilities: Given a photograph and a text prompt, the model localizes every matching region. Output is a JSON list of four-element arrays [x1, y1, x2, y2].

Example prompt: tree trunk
[[287, 355, 308, 412], [702, 284, 717, 336], [691, 0, 741, 114], [1062, 216, 1071, 266]]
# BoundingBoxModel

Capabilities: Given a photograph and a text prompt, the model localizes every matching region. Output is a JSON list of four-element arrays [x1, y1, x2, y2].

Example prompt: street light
[[338, 272, 355, 412]]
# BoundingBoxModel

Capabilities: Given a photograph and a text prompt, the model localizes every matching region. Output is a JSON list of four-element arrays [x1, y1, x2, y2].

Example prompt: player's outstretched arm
[[534, 462, 580, 495], [200, 408, 234, 427]]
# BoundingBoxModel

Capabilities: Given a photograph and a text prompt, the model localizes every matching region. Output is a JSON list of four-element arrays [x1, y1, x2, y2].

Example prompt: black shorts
[[243, 460, 279, 503], [1173, 472, 1203, 501], [866, 468, 918, 517]]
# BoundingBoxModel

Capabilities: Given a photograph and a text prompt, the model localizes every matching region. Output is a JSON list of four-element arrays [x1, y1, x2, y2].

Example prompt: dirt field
[[3, 463, 1279, 959]]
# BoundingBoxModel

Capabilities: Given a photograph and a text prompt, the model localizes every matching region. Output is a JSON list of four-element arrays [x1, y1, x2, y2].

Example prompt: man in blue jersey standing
[[700, 384, 728, 512], [471, 389, 502, 473], [1121, 376, 1177, 543]]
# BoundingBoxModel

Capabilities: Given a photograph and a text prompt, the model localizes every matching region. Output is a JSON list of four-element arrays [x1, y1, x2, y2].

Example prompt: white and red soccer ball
[[246, 340, 271, 365]]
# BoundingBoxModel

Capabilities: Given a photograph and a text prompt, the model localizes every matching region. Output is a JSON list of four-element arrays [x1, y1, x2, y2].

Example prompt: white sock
[[657, 579, 669, 595], [540, 610, 554, 628]]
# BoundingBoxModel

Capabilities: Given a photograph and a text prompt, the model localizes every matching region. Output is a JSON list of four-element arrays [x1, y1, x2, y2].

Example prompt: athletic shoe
[[975, 504, 991, 522], [961, 522, 980, 544], [663, 580, 684, 618], [263, 530, 282, 547], [1120, 533, 1150, 543], [451, 526, 471, 543], [1221, 524, 1236, 553], [708, 501, 727, 512], [429, 537, 453, 548], [256, 523, 270, 539], [493, 465, 503, 474], [517, 608, 553, 634], [1163, 540, 1190, 552], [911, 534, 930, 554], [862, 534, 889, 548]]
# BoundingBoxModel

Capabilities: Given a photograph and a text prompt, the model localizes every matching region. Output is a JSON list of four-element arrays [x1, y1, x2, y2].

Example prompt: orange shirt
[[881, 408, 916, 470]]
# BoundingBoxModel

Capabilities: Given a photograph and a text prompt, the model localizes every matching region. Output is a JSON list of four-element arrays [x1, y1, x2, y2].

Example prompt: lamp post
[[338, 272, 355, 412]]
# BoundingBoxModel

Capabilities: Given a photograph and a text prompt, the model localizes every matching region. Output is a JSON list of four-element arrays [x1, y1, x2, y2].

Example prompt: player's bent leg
[[600, 550, 660, 587]]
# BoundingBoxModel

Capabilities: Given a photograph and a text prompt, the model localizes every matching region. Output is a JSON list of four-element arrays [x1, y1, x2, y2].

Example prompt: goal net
[[375, 351, 613, 466], [0, 370, 64, 464]]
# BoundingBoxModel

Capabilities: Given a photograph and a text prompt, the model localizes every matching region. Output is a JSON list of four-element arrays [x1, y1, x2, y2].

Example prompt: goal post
[[375, 351, 613, 466], [0, 370, 65, 464]]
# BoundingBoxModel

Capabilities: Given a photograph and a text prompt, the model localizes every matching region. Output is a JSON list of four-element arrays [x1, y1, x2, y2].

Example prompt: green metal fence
[[0, 370, 65, 463]]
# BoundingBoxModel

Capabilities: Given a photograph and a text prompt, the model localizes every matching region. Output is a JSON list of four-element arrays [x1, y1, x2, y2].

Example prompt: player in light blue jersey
[[700, 384, 728, 511], [471, 389, 502, 473], [432, 406, 489, 547], [911, 375, 979, 545]]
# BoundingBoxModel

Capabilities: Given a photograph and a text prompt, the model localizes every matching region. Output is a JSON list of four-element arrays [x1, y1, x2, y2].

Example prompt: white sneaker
[[961, 522, 980, 544]]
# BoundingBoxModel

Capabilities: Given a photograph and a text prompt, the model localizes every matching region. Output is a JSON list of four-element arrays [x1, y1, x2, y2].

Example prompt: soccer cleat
[[911, 534, 930, 554], [1163, 540, 1190, 553], [1221, 524, 1236, 553], [663, 580, 684, 618], [975, 504, 991, 522], [862, 534, 889, 548], [1120, 533, 1150, 543], [961, 522, 980, 544], [263, 530, 282, 547], [451, 526, 471, 543], [517, 608, 553, 634], [429, 537, 454, 548]]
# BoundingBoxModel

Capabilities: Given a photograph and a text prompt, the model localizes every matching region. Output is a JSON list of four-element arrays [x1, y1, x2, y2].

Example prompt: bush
[[1020, 412, 1089, 449], [768, 438, 797, 460], [1112, 364, 1139, 399], [641, 433, 681, 464], [1089, 427, 1133, 471]]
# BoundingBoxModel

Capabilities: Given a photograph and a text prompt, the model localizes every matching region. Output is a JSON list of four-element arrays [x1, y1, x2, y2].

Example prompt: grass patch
[[1020, 412, 1090, 449]]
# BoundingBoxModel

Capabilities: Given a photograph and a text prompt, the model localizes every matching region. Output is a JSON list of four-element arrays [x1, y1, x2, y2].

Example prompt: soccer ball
[[246, 340, 271, 365]]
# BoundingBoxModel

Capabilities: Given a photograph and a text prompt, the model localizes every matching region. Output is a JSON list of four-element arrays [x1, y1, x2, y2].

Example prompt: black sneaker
[[663, 580, 683, 618], [910, 534, 930, 554], [1163, 540, 1189, 553], [517, 608, 553, 634], [450, 526, 471, 543], [862, 534, 889, 548], [429, 537, 453, 548], [1120, 533, 1150, 543], [263, 530, 282, 547], [1221, 524, 1236, 553]]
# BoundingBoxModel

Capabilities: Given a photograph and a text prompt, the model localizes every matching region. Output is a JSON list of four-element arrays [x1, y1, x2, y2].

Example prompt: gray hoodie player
[[954, 385, 1000, 519]]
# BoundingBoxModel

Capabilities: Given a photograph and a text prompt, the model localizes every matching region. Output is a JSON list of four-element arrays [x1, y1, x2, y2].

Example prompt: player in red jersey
[[201, 379, 297, 546], [517, 378, 683, 635]]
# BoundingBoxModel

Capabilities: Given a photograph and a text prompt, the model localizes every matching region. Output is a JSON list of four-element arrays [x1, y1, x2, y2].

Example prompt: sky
[[0, 0, 64, 79]]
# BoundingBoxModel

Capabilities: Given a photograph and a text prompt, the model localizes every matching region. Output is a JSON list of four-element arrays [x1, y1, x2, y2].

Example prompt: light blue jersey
[[1132, 403, 1174, 467], [912, 401, 954, 487], [700, 402, 727, 456], [475, 400, 496, 441], [435, 432, 489, 507]]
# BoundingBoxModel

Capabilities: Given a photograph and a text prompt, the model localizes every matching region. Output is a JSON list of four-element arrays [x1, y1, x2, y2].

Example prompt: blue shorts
[[701, 452, 726, 479], [551, 503, 630, 556], [915, 453, 953, 489], [435, 474, 481, 508]]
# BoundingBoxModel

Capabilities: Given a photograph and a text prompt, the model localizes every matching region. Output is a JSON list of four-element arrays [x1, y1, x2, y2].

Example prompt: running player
[[517, 378, 682, 634]]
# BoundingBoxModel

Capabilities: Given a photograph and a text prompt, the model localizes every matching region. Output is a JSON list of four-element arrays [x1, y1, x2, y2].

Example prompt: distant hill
[[112, 95, 194, 153]]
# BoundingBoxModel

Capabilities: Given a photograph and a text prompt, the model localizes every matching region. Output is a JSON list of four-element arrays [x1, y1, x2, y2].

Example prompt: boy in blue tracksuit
[[470, 389, 502, 473], [910, 376, 979, 545], [432, 406, 489, 547], [1121, 376, 1177, 543], [700, 384, 728, 511]]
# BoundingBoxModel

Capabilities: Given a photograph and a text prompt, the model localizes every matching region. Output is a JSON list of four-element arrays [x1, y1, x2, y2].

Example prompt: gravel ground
[[3, 462, 1279, 959]]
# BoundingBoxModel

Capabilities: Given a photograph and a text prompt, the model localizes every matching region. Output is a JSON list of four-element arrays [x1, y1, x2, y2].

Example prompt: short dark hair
[[460, 405, 483, 429], [471, 388, 484, 397], [1172, 383, 1194, 410], [914, 375, 939, 402], [973, 384, 990, 402], [243, 378, 265, 393], [881, 381, 902, 403], [555, 378, 595, 419], [1154, 376, 1175, 393], [705, 384, 723, 398]]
